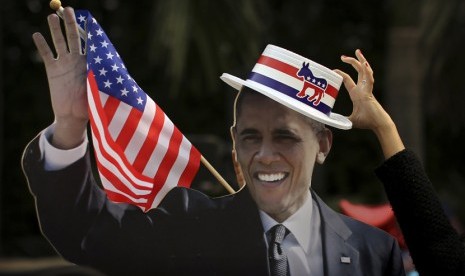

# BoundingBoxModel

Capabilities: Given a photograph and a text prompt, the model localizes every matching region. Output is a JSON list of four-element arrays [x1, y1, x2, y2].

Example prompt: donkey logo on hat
[[296, 62, 328, 106]]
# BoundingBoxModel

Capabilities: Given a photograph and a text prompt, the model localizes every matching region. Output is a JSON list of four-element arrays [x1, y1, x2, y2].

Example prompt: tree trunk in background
[[385, 27, 424, 160], [0, 7, 4, 254], [385, 0, 424, 161]]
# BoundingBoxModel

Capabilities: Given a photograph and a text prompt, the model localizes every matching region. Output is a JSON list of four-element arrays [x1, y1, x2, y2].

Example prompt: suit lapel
[[312, 192, 361, 276]]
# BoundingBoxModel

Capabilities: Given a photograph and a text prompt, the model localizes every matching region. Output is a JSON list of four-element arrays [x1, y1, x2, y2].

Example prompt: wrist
[[373, 119, 396, 138], [373, 122, 405, 159], [52, 118, 88, 149]]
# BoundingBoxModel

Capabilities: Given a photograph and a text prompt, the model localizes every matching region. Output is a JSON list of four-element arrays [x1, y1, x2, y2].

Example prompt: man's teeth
[[257, 173, 286, 182]]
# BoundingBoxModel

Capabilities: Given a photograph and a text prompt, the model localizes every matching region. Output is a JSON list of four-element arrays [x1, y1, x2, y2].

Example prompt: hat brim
[[221, 73, 352, 130]]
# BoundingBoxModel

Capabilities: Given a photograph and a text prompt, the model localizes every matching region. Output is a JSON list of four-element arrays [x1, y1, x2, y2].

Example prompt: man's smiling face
[[233, 91, 331, 222]]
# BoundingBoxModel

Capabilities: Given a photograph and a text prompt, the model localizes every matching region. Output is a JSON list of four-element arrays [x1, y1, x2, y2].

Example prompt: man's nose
[[254, 142, 280, 165]]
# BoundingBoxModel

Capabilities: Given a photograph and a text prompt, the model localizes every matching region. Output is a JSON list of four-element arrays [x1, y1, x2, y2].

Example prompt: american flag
[[75, 10, 201, 212]]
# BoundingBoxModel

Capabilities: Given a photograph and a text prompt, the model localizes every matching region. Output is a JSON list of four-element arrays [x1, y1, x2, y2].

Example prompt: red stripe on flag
[[104, 189, 142, 205], [96, 158, 150, 198], [131, 105, 166, 173], [103, 96, 121, 122], [89, 104, 154, 191], [144, 127, 184, 209], [177, 146, 201, 188], [115, 108, 143, 151]]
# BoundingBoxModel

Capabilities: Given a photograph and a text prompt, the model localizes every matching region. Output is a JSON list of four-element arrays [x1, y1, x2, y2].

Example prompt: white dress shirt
[[260, 191, 323, 276], [39, 124, 89, 170]]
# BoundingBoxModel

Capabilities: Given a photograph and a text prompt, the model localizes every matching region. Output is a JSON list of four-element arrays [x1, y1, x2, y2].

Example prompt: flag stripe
[[103, 96, 121, 122], [124, 98, 156, 164], [145, 127, 184, 209], [115, 107, 143, 151], [178, 146, 201, 187], [142, 118, 173, 178], [150, 140, 200, 209], [96, 158, 151, 198], [90, 116, 153, 192], [107, 100, 131, 140], [132, 103, 166, 173], [100, 175, 148, 204]]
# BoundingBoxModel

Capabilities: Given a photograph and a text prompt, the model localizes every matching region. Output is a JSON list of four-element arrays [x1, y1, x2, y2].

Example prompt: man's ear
[[316, 128, 333, 164]]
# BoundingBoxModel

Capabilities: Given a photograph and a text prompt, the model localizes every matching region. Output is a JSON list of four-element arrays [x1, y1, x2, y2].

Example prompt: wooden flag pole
[[201, 156, 235, 194]]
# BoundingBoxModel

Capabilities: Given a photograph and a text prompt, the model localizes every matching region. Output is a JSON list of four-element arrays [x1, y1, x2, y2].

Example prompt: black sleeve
[[375, 149, 465, 276], [22, 135, 168, 274], [22, 134, 227, 275]]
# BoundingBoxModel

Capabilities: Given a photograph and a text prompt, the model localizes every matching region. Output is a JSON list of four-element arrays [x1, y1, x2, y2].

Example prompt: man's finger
[[341, 55, 362, 74], [355, 49, 374, 83], [63, 7, 81, 54], [32, 32, 54, 64], [47, 14, 67, 57], [334, 68, 356, 93]]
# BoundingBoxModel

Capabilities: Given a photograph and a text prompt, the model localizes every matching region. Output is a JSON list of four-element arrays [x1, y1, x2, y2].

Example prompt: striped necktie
[[268, 224, 289, 276]]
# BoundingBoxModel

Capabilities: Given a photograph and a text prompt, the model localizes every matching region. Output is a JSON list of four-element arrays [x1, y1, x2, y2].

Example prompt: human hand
[[334, 49, 404, 158], [32, 7, 88, 148], [334, 49, 393, 131]]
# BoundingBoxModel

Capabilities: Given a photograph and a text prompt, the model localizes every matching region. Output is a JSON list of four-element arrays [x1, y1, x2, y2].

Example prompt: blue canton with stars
[[76, 10, 147, 112]]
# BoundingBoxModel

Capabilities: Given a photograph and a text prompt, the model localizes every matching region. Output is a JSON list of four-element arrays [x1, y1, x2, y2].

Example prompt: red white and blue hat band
[[221, 44, 352, 130], [247, 54, 339, 116]]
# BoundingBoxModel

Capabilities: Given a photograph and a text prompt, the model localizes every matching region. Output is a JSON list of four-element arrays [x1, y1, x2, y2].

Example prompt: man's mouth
[[255, 172, 288, 183]]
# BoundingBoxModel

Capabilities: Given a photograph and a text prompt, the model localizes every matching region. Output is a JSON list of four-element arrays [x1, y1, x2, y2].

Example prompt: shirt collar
[[259, 191, 313, 254]]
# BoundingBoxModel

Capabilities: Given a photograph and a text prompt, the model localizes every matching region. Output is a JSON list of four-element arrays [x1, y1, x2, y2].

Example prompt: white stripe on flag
[[100, 174, 149, 204], [142, 117, 174, 178], [100, 92, 109, 106], [108, 99, 131, 140], [91, 131, 151, 195], [124, 98, 157, 164], [149, 137, 193, 209]]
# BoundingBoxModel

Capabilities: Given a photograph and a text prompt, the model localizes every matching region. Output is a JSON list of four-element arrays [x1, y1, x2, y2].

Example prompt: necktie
[[268, 224, 289, 276]]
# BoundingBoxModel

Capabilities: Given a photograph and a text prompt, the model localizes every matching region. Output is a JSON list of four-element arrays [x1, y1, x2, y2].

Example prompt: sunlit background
[[1, 0, 464, 272]]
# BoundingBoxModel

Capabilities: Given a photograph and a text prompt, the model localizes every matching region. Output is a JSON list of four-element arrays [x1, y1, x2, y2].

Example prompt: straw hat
[[221, 44, 352, 129]]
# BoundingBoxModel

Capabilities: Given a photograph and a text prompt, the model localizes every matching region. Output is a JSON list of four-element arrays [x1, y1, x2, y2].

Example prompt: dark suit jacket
[[22, 135, 405, 276]]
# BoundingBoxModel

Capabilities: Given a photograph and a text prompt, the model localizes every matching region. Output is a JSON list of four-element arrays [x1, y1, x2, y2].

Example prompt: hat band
[[247, 55, 339, 116]]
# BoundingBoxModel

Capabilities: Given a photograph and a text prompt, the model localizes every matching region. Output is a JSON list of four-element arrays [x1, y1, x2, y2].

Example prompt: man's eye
[[276, 135, 299, 142], [278, 134, 294, 140], [242, 135, 260, 142]]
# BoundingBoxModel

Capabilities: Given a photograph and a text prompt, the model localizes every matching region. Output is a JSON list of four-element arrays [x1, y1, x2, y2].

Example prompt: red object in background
[[339, 199, 407, 249]]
